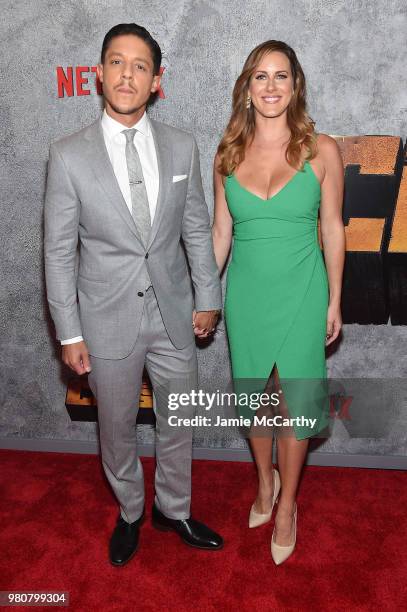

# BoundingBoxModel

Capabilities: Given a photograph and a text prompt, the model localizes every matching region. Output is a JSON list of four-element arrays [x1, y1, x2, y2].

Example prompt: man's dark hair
[[101, 23, 162, 75]]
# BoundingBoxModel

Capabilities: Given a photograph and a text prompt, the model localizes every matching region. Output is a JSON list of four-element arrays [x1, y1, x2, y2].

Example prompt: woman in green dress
[[212, 40, 345, 564]]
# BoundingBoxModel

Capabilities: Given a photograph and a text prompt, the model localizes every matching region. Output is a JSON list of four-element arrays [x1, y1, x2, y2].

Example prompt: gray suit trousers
[[88, 285, 198, 523]]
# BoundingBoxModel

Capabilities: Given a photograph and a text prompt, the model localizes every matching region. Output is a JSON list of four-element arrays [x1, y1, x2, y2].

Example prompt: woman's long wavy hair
[[217, 40, 317, 176]]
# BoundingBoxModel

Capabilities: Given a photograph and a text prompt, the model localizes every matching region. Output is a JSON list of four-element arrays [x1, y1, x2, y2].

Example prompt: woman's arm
[[318, 134, 346, 345], [212, 154, 233, 274]]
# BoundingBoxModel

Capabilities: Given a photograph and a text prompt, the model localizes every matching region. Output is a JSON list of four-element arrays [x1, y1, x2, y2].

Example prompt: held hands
[[62, 340, 92, 375], [325, 302, 342, 346], [192, 309, 220, 339]]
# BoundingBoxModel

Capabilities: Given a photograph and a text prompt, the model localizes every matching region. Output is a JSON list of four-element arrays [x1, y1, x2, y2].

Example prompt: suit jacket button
[[145, 253, 149, 259], [137, 291, 144, 297]]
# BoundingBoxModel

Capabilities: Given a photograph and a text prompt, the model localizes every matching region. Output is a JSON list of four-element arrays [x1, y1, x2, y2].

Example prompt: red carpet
[[0, 450, 406, 611]]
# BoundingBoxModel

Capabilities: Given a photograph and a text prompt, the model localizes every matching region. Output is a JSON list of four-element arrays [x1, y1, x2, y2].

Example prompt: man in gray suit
[[44, 23, 223, 565]]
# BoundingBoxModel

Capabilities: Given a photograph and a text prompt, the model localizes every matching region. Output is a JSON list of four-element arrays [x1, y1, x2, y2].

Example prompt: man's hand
[[62, 340, 92, 375], [192, 310, 220, 339]]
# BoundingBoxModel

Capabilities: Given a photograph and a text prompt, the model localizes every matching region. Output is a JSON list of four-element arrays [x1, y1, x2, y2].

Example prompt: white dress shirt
[[61, 109, 159, 345]]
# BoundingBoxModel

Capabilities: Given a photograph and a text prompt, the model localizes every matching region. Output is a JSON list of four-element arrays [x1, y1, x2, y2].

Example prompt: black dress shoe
[[109, 512, 144, 566], [151, 503, 223, 550]]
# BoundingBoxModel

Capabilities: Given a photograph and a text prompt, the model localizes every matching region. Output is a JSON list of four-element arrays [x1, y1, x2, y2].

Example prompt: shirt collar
[[101, 108, 151, 141]]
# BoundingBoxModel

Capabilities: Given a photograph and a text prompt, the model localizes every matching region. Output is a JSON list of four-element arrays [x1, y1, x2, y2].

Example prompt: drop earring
[[246, 94, 252, 109]]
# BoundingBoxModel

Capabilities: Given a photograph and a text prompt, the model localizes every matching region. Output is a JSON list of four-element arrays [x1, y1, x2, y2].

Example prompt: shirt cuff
[[197, 308, 221, 314], [60, 336, 84, 345]]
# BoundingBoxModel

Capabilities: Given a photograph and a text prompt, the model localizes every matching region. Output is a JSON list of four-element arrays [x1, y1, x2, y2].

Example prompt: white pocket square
[[172, 174, 188, 183]]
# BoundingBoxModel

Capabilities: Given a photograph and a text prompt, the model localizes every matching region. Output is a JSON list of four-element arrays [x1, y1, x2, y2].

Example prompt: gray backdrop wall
[[1, 0, 406, 467]]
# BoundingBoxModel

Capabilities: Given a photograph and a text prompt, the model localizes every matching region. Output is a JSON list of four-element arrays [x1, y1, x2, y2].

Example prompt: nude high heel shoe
[[249, 469, 281, 528], [271, 502, 297, 565]]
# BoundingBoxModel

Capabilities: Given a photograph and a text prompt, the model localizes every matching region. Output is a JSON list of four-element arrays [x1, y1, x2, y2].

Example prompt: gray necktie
[[122, 128, 151, 247]]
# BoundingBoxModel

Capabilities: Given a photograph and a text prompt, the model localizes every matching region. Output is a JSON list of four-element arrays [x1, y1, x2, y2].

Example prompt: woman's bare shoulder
[[315, 133, 342, 158], [213, 152, 227, 187], [317, 134, 343, 176]]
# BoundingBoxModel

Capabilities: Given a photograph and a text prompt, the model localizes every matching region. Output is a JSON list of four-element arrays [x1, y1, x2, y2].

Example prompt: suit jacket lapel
[[83, 119, 143, 243], [147, 118, 173, 249], [83, 117, 172, 250]]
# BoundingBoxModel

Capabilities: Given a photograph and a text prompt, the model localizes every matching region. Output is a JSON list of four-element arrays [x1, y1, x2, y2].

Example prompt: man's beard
[[108, 99, 145, 115]]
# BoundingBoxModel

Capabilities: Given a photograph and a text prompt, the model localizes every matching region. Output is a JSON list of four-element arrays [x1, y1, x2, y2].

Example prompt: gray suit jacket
[[44, 117, 222, 359]]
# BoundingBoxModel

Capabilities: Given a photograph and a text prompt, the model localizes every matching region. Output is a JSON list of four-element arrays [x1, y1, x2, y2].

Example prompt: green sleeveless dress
[[224, 160, 330, 440]]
